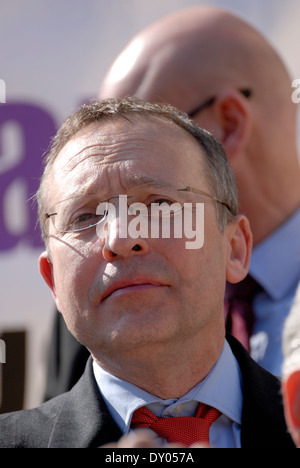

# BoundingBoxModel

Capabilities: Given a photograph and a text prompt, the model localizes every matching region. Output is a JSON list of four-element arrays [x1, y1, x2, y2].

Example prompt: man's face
[[40, 116, 238, 363]]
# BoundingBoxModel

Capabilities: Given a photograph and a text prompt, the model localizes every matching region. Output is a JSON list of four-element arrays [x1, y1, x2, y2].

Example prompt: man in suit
[[0, 336, 295, 448], [0, 97, 294, 448], [46, 7, 300, 399]]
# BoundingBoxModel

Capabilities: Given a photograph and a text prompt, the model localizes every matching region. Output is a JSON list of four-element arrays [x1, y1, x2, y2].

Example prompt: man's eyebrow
[[123, 175, 172, 191], [71, 175, 171, 201]]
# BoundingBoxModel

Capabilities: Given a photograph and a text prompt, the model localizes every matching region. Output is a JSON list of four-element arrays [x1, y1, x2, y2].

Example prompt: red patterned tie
[[130, 403, 221, 447]]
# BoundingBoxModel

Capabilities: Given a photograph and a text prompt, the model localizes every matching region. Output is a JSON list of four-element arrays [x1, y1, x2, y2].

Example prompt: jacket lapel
[[227, 334, 294, 448], [48, 357, 122, 447]]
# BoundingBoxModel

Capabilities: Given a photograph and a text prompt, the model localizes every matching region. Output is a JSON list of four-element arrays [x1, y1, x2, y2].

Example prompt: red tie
[[130, 403, 221, 447], [225, 275, 261, 352]]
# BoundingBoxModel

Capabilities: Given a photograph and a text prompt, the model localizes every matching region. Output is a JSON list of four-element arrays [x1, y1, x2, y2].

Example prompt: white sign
[[0, 340, 5, 364], [0, 79, 6, 103]]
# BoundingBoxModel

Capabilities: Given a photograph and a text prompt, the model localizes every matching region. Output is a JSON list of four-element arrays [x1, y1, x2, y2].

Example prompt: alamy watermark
[[0, 339, 6, 364], [95, 196, 205, 250], [0, 79, 6, 103], [292, 79, 300, 104]]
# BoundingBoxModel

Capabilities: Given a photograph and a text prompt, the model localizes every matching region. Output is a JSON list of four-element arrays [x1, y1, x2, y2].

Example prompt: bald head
[[100, 6, 292, 113], [100, 6, 300, 244]]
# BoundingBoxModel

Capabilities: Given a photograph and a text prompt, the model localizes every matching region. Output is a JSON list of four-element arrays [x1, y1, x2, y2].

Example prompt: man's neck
[[92, 334, 224, 400], [238, 172, 300, 246]]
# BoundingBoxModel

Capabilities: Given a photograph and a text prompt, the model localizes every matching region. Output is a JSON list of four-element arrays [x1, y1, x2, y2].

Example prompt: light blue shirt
[[93, 340, 243, 448], [249, 208, 300, 376]]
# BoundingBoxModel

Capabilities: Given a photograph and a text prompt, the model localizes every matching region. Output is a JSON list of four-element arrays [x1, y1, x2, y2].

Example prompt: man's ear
[[282, 370, 300, 447], [212, 89, 252, 161], [39, 251, 57, 301], [225, 215, 253, 284]]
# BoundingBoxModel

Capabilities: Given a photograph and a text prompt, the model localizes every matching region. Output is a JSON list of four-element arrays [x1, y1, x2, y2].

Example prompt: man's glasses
[[188, 89, 252, 118], [178, 186, 234, 214], [44, 186, 236, 235]]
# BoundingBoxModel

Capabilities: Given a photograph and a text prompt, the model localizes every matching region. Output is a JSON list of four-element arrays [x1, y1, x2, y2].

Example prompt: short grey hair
[[36, 97, 239, 244]]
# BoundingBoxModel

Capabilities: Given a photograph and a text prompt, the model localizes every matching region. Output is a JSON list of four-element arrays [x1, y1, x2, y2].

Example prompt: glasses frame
[[44, 186, 235, 235], [188, 89, 252, 118], [43, 194, 129, 234], [177, 186, 234, 215]]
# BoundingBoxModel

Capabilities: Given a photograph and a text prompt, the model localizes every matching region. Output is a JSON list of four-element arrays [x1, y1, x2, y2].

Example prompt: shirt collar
[[93, 340, 243, 434], [249, 207, 300, 300]]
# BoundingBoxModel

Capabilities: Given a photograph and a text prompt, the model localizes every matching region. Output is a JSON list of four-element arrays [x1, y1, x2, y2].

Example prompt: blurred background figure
[[99, 6, 300, 376], [282, 282, 300, 447]]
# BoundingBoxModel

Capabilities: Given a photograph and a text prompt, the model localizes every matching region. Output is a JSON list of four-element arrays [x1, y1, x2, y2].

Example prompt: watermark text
[[96, 197, 205, 250], [292, 79, 300, 104]]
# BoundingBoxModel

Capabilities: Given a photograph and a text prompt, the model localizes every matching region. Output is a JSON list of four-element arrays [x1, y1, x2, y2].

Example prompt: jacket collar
[[227, 334, 294, 448], [48, 344, 294, 448], [48, 357, 122, 448]]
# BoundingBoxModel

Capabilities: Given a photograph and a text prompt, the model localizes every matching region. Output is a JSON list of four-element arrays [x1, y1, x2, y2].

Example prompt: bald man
[[98, 7, 300, 376], [100, 6, 299, 244], [45, 7, 300, 399]]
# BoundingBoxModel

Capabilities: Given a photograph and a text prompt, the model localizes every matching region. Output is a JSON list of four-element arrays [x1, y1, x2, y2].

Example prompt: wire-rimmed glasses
[[44, 186, 235, 236]]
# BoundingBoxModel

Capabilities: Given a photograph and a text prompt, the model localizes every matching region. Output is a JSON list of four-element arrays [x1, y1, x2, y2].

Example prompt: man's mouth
[[101, 279, 168, 301]]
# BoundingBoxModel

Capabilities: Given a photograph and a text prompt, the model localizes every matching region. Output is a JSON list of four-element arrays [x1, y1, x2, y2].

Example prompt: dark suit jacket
[[44, 310, 90, 401], [0, 335, 295, 448]]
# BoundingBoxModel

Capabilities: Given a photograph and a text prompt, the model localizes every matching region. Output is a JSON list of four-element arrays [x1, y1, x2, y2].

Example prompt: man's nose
[[100, 214, 149, 262]]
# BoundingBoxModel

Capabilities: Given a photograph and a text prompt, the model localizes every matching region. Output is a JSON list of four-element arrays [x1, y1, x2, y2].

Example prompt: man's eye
[[77, 213, 97, 222], [69, 212, 104, 231], [152, 197, 174, 206], [148, 198, 183, 218]]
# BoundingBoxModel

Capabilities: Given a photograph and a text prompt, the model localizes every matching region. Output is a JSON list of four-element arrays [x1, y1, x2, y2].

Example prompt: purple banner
[[0, 103, 57, 251]]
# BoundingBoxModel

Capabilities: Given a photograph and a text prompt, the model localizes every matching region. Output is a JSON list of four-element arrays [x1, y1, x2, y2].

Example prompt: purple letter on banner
[[0, 103, 57, 251]]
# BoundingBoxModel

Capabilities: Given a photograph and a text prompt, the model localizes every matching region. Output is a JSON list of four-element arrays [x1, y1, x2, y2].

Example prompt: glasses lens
[[50, 196, 107, 233], [47, 189, 191, 236]]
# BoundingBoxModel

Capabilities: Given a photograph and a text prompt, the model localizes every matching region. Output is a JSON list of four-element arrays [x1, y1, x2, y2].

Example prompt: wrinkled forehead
[[55, 114, 198, 162], [48, 115, 207, 202]]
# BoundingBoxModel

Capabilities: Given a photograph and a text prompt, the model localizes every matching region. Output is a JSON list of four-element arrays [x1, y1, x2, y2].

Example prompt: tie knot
[[131, 403, 221, 447]]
